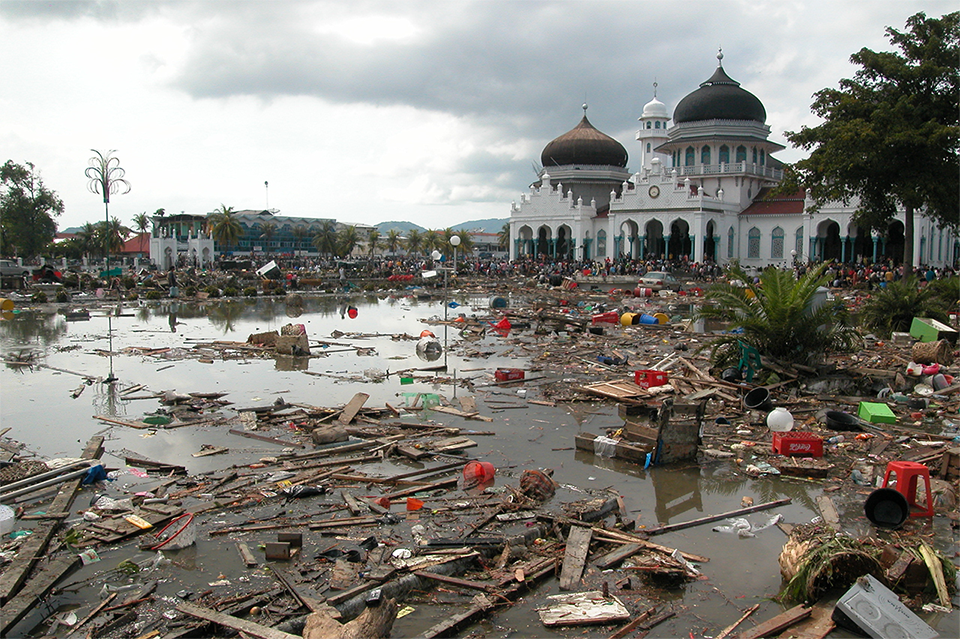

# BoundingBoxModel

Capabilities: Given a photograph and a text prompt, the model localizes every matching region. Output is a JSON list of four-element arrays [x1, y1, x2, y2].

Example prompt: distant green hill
[[376, 218, 507, 235], [376, 221, 426, 234], [451, 218, 508, 234]]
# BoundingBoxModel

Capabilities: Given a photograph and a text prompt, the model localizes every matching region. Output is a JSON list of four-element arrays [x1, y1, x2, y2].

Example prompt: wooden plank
[[716, 603, 760, 639], [559, 525, 593, 591], [815, 495, 840, 530], [594, 544, 642, 570], [176, 601, 303, 639], [341, 490, 361, 515], [646, 498, 792, 536], [779, 602, 835, 639], [607, 606, 658, 639], [736, 605, 811, 639], [0, 555, 79, 635], [237, 543, 258, 567], [459, 396, 478, 413], [540, 591, 630, 627], [919, 540, 950, 607], [228, 429, 303, 448], [414, 571, 493, 592], [0, 435, 103, 605], [338, 392, 370, 425]]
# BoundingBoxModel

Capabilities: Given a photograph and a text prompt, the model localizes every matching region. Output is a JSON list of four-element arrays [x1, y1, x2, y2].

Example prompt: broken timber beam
[[559, 524, 592, 590], [736, 605, 811, 639], [176, 601, 303, 639], [0, 435, 103, 606], [645, 498, 791, 536]]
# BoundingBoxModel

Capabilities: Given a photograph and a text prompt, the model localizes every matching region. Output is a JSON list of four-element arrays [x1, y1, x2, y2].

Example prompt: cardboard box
[[858, 401, 897, 425]]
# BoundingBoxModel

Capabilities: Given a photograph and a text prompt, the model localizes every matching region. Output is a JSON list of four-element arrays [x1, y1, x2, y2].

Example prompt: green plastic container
[[858, 401, 897, 424]]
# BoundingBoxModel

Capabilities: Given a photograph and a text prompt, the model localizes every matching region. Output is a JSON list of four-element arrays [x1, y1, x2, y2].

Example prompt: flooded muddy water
[[1, 293, 957, 637]]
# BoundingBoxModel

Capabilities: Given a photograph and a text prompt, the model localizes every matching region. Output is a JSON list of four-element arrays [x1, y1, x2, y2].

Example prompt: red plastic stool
[[881, 461, 934, 517]]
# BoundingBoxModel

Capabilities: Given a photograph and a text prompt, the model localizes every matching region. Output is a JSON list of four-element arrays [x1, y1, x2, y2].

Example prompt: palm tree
[[291, 225, 309, 255], [423, 229, 441, 254], [338, 225, 360, 258], [405, 229, 423, 256], [859, 277, 950, 338], [77, 222, 98, 259], [365, 228, 381, 257], [385, 229, 402, 255], [260, 221, 278, 253], [208, 205, 242, 253], [451, 230, 474, 256], [312, 220, 338, 257], [498, 222, 510, 252], [97, 217, 129, 259], [132, 212, 150, 254], [696, 264, 861, 368]]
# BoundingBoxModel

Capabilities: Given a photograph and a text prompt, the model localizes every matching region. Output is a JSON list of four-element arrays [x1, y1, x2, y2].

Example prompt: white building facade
[[510, 52, 958, 268]]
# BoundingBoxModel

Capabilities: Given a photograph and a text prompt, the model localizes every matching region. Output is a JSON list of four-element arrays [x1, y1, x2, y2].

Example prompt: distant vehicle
[[639, 271, 683, 291], [0, 259, 30, 278]]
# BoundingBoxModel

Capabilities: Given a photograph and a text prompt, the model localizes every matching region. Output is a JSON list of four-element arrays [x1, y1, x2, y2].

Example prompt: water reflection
[[651, 466, 704, 525], [93, 379, 128, 417], [0, 310, 68, 349]]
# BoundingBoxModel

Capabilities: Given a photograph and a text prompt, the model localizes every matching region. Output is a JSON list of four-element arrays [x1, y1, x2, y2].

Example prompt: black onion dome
[[541, 112, 628, 168], [673, 64, 766, 124]]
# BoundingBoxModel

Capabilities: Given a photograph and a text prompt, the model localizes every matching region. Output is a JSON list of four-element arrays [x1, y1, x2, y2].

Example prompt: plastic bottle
[[826, 435, 844, 444]]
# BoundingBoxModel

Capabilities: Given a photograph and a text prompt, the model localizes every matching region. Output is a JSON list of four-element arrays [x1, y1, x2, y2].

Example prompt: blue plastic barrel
[[638, 313, 658, 325]]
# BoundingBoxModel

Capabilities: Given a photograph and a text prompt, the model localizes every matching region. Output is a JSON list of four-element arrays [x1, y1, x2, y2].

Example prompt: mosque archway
[[704, 220, 717, 262], [556, 225, 573, 259], [645, 220, 664, 258], [883, 221, 905, 264], [668, 219, 691, 260], [817, 220, 841, 261]]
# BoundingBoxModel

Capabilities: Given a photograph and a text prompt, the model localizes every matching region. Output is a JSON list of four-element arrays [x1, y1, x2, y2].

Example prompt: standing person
[[339, 265, 347, 291], [168, 267, 178, 298]]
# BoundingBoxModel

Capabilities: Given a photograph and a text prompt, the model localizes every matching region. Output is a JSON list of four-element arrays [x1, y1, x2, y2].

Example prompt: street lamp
[[85, 150, 131, 279], [450, 234, 461, 280], [85, 150, 130, 384]]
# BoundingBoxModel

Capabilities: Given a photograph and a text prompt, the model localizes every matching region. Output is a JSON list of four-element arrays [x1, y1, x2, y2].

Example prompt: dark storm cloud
[[169, 1, 732, 144]]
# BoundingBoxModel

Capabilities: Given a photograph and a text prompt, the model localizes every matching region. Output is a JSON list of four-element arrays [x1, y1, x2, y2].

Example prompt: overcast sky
[[1, 0, 952, 232]]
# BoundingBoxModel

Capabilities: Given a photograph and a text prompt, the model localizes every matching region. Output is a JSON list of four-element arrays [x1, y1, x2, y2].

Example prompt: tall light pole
[[85, 150, 130, 383], [85, 150, 131, 278]]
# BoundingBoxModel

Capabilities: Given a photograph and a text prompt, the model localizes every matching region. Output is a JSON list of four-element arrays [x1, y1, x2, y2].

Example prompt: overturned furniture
[[576, 399, 705, 466]]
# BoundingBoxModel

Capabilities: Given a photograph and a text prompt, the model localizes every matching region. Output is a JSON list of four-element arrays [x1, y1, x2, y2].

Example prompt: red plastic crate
[[634, 370, 669, 389], [495, 368, 525, 382], [772, 432, 823, 457], [591, 311, 620, 324]]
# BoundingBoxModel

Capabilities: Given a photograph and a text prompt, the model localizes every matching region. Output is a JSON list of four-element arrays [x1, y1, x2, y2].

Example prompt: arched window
[[646, 122, 652, 129], [736, 145, 747, 162], [597, 230, 607, 258], [771, 226, 784, 259], [700, 146, 711, 165], [727, 226, 735, 258], [655, 121, 661, 129], [646, 143, 651, 153], [719, 145, 730, 164], [685, 147, 695, 166], [748, 227, 761, 258], [795, 227, 804, 256], [752, 148, 758, 164], [759, 150, 765, 165]]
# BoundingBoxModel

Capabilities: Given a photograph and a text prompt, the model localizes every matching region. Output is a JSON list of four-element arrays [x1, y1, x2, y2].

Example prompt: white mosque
[[508, 51, 957, 269]]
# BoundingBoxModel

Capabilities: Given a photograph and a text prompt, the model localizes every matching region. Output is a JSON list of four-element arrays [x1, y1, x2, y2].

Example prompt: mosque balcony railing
[[675, 162, 782, 181]]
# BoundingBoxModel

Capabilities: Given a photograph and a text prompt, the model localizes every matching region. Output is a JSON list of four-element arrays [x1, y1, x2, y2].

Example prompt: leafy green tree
[[405, 229, 423, 255], [366, 228, 381, 257], [132, 212, 151, 253], [208, 204, 242, 252], [312, 220, 338, 257], [696, 264, 861, 367], [498, 222, 510, 252], [385, 229, 402, 255], [0, 160, 63, 258], [784, 11, 959, 278], [337, 225, 360, 257], [859, 277, 949, 337]]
